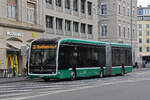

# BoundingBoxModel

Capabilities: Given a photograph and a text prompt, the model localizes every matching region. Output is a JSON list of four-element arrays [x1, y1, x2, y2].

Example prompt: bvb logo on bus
[[6, 54, 19, 74]]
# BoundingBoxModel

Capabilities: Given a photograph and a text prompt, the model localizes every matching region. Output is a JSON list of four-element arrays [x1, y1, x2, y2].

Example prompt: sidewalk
[[0, 68, 149, 84], [0, 77, 30, 84], [132, 67, 150, 72]]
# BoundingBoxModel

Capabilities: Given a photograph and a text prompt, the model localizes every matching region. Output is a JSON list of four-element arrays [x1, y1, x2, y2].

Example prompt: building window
[[118, 25, 121, 37], [81, 23, 86, 33], [73, 22, 79, 32], [139, 24, 142, 29], [128, 27, 130, 38], [65, 0, 70, 9], [139, 47, 142, 52], [139, 38, 142, 43], [56, 0, 61, 7], [143, 9, 150, 15], [101, 25, 107, 36], [27, 2, 35, 23], [146, 24, 150, 29], [101, 4, 107, 15], [118, 5, 121, 14], [127, 7, 130, 16], [147, 38, 150, 43], [7, 0, 17, 19], [123, 27, 125, 37], [139, 31, 142, 36], [132, 8, 135, 17], [56, 18, 63, 30], [46, 16, 53, 28], [73, 0, 78, 11], [147, 31, 150, 36], [123, 6, 125, 16], [147, 47, 150, 52], [88, 2, 92, 15], [133, 29, 135, 38], [81, 0, 85, 13], [65, 20, 71, 31], [88, 25, 92, 34], [46, 0, 52, 4]]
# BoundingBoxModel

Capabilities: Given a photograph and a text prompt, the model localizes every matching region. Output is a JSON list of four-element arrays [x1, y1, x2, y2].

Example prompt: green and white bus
[[28, 38, 132, 81]]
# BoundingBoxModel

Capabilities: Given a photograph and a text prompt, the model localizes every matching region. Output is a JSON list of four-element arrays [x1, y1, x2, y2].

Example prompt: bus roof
[[33, 38, 131, 48], [59, 38, 131, 48], [59, 38, 106, 46], [110, 43, 131, 48]]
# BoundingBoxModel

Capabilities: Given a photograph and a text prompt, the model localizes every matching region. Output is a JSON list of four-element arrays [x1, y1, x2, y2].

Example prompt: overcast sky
[[138, 0, 150, 7]]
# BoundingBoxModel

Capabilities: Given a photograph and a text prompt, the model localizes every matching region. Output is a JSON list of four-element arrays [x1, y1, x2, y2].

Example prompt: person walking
[[13, 64, 16, 77], [142, 61, 145, 68]]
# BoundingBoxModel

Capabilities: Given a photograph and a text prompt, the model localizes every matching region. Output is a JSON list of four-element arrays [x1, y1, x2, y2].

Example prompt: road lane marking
[[0, 93, 31, 98], [3, 78, 150, 100]]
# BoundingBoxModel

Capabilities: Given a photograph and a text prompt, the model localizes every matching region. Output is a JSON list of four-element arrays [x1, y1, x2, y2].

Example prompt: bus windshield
[[29, 44, 56, 74], [30, 49, 56, 66]]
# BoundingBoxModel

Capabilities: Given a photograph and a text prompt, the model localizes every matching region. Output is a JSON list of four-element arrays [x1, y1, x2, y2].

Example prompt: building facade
[[44, 0, 98, 40], [98, 0, 137, 63], [137, 5, 150, 66], [0, 0, 44, 77], [0, 0, 138, 77]]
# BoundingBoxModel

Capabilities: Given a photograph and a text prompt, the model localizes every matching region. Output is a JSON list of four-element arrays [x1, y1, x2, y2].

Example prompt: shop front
[[6, 51, 20, 77], [0, 28, 43, 77], [5, 35, 26, 77], [142, 56, 150, 68], [0, 15, 44, 77]]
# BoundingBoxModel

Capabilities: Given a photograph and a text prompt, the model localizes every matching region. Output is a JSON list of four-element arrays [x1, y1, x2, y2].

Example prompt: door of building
[[6, 52, 19, 76]]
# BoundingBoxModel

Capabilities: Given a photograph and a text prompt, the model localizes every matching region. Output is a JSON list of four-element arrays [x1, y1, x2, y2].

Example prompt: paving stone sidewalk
[[0, 77, 30, 84], [132, 67, 150, 72]]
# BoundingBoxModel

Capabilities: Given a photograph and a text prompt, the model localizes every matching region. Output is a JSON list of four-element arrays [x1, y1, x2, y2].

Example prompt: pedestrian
[[135, 62, 138, 68], [13, 64, 16, 77], [142, 61, 145, 68], [25, 61, 29, 79]]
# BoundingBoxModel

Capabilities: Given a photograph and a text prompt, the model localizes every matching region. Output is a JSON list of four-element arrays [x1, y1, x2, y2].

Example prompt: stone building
[[98, 0, 137, 63], [0, 0, 44, 77], [137, 5, 150, 67], [43, 0, 98, 40], [0, 0, 138, 77]]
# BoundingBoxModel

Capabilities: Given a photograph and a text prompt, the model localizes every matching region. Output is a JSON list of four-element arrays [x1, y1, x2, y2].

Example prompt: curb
[[0, 77, 31, 84]]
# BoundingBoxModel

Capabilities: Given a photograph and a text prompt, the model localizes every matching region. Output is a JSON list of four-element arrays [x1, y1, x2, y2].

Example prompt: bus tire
[[70, 70, 76, 80]]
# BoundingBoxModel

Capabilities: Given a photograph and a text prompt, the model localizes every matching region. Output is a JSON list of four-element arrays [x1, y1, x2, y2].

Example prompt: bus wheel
[[70, 71, 76, 80], [99, 71, 103, 78]]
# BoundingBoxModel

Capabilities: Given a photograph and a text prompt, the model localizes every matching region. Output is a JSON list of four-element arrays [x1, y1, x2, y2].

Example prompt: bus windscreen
[[29, 44, 56, 74]]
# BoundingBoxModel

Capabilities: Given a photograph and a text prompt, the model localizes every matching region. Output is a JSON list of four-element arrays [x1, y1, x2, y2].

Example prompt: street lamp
[[131, 0, 134, 65]]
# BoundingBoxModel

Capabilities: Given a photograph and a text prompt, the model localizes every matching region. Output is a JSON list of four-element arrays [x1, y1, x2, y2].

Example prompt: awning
[[6, 46, 19, 51], [7, 41, 26, 50]]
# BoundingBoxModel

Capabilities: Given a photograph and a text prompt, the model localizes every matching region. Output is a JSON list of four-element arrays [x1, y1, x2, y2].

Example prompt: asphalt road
[[1, 68, 150, 100], [26, 79, 150, 100]]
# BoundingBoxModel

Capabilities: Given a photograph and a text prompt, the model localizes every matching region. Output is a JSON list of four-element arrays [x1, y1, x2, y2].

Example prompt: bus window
[[58, 45, 75, 69], [29, 45, 56, 74]]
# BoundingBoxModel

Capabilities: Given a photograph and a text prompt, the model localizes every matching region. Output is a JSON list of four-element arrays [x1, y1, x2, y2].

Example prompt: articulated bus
[[28, 38, 132, 81]]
